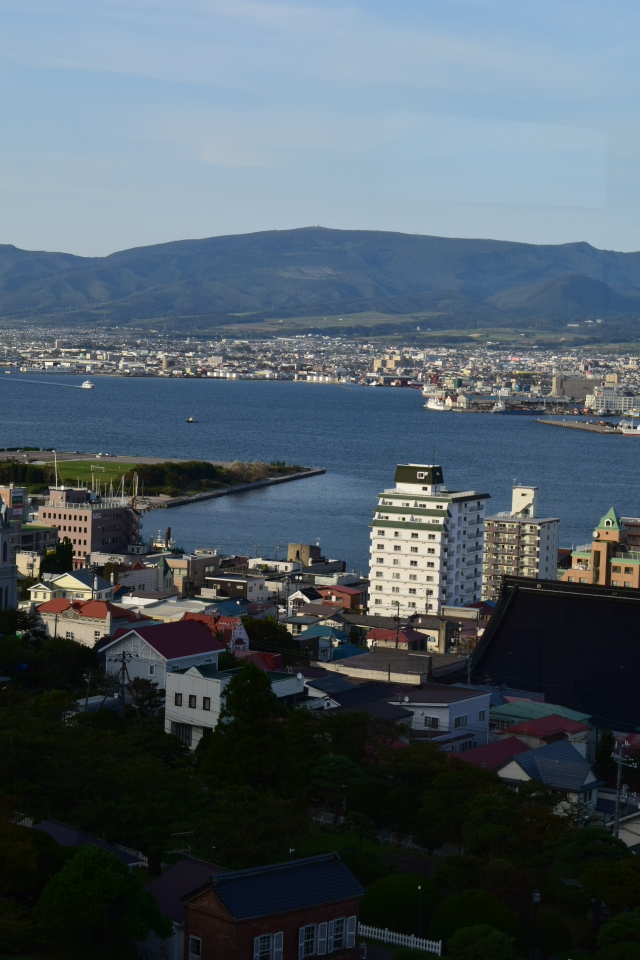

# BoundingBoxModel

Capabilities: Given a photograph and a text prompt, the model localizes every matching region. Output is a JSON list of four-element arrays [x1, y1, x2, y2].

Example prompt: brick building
[[182, 854, 363, 960], [37, 487, 140, 569]]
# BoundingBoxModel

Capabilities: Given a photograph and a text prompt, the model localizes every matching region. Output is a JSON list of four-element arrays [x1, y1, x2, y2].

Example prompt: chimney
[[93, 574, 99, 597]]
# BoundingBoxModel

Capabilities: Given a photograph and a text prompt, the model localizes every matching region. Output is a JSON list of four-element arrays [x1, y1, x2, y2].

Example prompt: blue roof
[[506, 740, 593, 791], [202, 854, 364, 920], [330, 643, 367, 661], [212, 598, 248, 616], [302, 625, 350, 641]]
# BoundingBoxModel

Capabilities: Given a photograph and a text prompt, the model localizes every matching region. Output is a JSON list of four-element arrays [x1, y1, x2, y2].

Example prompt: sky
[[1, 0, 640, 256]]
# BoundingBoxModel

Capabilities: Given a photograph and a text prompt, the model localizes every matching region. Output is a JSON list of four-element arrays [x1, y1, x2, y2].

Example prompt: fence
[[358, 923, 442, 956]]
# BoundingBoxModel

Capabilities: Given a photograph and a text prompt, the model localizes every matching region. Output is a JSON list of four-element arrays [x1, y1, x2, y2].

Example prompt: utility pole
[[614, 740, 625, 838], [394, 600, 401, 649]]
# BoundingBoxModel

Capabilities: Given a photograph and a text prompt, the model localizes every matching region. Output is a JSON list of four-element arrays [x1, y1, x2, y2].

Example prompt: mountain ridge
[[2, 226, 640, 332]]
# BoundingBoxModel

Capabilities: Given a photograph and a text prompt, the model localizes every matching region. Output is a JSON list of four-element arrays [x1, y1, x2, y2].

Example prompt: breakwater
[[535, 419, 621, 435], [144, 468, 326, 509]]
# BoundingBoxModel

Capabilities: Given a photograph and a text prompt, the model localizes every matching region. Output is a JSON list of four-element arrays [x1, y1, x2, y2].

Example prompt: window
[[425, 716, 439, 729], [427, 561, 435, 568], [201, 697, 210, 711], [392, 586, 400, 593], [189, 936, 202, 959], [376, 557, 384, 564], [612, 580, 621, 587], [377, 543, 384, 550], [454, 715, 468, 728], [478, 710, 486, 722], [411, 532, 419, 539], [392, 559, 400, 566], [625, 567, 633, 574], [612, 566, 621, 572], [427, 547, 435, 554], [392, 572, 400, 579], [375, 585, 383, 591], [625, 581, 633, 588], [408, 588, 416, 595], [394, 545, 401, 552], [374, 599, 382, 605], [409, 574, 417, 581], [408, 601, 416, 607], [65, 631, 74, 640], [299, 924, 316, 957], [174, 693, 183, 706], [375, 571, 384, 578], [332, 918, 346, 950], [394, 531, 400, 538], [410, 560, 418, 567], [254, 932, 283, 960], [377, 530, 385, 535], [94, 630, 101, 640], [428, 534, 435, 540], [188, 695, 196, 708], [410, 546, 418, 553], [149, 664, 155, 676]]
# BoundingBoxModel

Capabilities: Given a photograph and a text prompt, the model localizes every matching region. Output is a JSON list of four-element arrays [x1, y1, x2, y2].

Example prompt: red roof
[[317, 585, 363, 597], [183, 611, 219, 636], [366, 627, 426, 645], [235, 650, 285, 671], [502, 714, 590, 738], [457, 737, 531, 771], [37, 598, 150, 623], [104, 620, 225, 660]]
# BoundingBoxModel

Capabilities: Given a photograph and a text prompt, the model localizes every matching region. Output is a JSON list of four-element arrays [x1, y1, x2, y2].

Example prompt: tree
[[448, 924, 516, 960], [360, 874, 441, 936], [311, 754, 366, 824], [433, 855, 486, 895], [37, 845, 171, 957], [41, 538, 73, 574], [429, 890, 523, 949], [549, 826, 630, 896], [460, 794, 514, 858], [598, 909, 640, 957], [583, 858, 640, 915], [218, 660, 280, 729], [126, 677, 165, 718], [597, 728, 616, 768]]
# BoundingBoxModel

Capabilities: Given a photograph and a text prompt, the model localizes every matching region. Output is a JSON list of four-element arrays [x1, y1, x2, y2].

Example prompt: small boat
[[619, 419, 640, 435], [492, 401, 506, 413], [81, 380, 94, 389], [424, 397, 450, 412], [186, 417, 196, 423]]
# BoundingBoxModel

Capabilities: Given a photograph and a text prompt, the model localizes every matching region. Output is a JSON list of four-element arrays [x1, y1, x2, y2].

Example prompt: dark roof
[[99, 620, 225, 659], [188, 854, 363, 920], [31, 819, 142, 866], [63, 569, 111, 590], [147, 858, 229, 923], [306, 675, 359, 695], [338, 700, 413, 721], [331, 681, 395, 708], [498, 739, 594, 791], [393, 682, 489, 704], [453, 682, 545, 708], [457, 737, 531, 771], [472, 577, 640, 730]]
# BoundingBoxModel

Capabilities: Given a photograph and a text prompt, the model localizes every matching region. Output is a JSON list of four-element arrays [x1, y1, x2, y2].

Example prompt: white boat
[[424, 397, 450, 412], [81, 380, 94, 389], [492, 401, 506, 413], [619, 420, 640, 435]]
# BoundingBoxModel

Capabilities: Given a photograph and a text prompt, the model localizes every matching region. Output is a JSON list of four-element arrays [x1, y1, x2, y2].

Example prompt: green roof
[[596, 506, 623, 531], [490, 701, 591, 723]]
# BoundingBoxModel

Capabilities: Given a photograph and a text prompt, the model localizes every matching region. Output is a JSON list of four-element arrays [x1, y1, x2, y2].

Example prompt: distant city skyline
[[1, 1, 640, 256]]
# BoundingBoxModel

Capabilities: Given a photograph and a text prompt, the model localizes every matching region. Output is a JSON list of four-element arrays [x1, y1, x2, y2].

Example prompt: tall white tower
[[369, 464, 490, 617], [0, 497, 18, 610]]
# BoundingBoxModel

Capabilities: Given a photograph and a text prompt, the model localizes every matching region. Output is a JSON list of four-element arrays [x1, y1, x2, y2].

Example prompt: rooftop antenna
[[54, 450, 59, 487]]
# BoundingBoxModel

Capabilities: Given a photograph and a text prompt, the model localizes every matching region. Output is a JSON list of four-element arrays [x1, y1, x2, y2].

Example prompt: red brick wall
[[184, 890, 361, 960]]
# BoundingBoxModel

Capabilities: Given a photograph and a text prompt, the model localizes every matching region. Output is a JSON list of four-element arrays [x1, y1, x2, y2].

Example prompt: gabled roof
[[147, 857, 229, 924], [317, 585, 363, 596], [366, 627, 428, 645], [184, 854, 363, 920], [596, 506, 623, 531], [32, 819, 142, 866], [498, 739, 594, 791], [36, 598, 151, 623], [504, 714, 590, 738], [458, 737, 531, 771], [99, 620, 225, 660], [490, 701, 591, 724], [52, 569, 111, 590]]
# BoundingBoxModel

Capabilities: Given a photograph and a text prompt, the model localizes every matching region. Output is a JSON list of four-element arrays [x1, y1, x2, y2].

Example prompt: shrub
[[360, 874, 441, 936], [448, 924, 516, 960], [537, 910, 573, 957], [429, 890, 522, 950]]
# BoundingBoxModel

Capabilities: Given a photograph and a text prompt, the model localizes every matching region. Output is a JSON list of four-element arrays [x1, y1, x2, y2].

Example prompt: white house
[[98, 621, 225, 689], [496, 739, 599, 812], [36, 598, 152, 647], [390, 683, 492, 751], [30, 570, 114, 604], [165, 664, 305, 749]]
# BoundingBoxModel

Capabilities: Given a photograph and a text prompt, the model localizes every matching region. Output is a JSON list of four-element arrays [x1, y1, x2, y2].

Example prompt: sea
[[1, 374, 637, 571]]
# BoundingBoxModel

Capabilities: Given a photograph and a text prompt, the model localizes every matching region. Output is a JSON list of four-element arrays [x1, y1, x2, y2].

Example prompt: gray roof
[[63, 569, 111, 590], [395, 682, 488, 705], [502, 740, 594, 791], [31, 819, 142, 865], [306, 675, 358, 695], [196, 854, 363, 920], [147, 857, 229, 923]]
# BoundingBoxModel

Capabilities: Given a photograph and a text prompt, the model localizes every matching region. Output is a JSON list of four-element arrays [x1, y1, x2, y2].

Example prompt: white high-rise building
[[482, 485, 560, 601], [369, 464, 490, 617]]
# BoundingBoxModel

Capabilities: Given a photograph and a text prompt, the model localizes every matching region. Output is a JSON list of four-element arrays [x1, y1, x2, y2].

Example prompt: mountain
[[3, 227, 640, 332]]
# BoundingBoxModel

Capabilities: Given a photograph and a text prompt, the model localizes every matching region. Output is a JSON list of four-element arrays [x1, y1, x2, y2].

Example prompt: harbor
[[535, 419, 627, 434]]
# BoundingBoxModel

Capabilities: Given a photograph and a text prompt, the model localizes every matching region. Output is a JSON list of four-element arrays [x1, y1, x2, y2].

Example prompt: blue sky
[[1, 0, 639, 255]]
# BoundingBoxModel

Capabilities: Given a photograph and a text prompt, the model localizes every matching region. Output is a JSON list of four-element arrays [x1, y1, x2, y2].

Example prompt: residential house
[[182, 854, 363, 960], [287, 586, 322, 615], [489, 700, 595, 761], [391, 683, 491, 751], [285, 602, 346, 637], [365, 626, 430, 651], [166, 553, 225, 598], [165, 664, 304, 749], [316, 584, 367, 610], [203, 573, 268, 602], [118, 556, 174, 594], [458, 737, 531, 771], [495, 739, 600, 811], [36, 598, 152, 646], [29, 570, 114, 604], [120, 597, 214, 620], [181, 610, 250, 650], [98, 621, 226, 689], [16, 520, 59, 577], [342, 611, 456, 654], [496, 714, 592, 758], [140, 858, 230, 960]]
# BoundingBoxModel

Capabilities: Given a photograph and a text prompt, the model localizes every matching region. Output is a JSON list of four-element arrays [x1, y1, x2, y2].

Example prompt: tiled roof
[[504, 714, 590, 738], [100, 620, 225, 660], [501, 740, 594, 791], [147, 858, 229, 923], [31, 819, 142, 866], [394, 682, 488, 704], [457, 737, 531, 771], [37, 598, 150, 623], [192, 854, 363, 920], [366, 627, 428, 645]]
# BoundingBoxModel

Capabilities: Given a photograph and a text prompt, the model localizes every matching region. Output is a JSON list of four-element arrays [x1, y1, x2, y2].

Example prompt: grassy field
[[44, 460, 138, 487]]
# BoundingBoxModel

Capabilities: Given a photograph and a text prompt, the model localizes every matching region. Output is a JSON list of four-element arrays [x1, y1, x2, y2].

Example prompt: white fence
[[359, 923, 442, 956]]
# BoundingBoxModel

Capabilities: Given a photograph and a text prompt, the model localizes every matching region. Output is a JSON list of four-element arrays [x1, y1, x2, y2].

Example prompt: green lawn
[[44, 460, 138, 487]]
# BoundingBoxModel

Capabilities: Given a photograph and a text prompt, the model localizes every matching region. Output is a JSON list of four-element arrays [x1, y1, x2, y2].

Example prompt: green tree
[[583, 858, 640, 915], [447, 924, 516, 960], [219, 660, 280, 729], [360, 874, 441, 935], [597, 728, 616, 768], [311, 754, 366, 824], [433, 855, 486, 895], [460, 794, 514, 858], [37, 845, 171, 958], [126, 677, 165, 718], [429, 890, 523, 949], [549, 826, 630, 900], [41, 538, 73, 574], [598, 909, 640, 957]]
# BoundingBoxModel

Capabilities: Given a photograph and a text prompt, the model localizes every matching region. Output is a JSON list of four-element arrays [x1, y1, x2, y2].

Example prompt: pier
[[143, 467, 326, 509], [535, 419, 621, 435]]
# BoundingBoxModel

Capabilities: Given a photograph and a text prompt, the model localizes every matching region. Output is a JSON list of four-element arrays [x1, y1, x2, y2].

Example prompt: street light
[[532, 889, 541, 959], [417, 885, 423, 938]]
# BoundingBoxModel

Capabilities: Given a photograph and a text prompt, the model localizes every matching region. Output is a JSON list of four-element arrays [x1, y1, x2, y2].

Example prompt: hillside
[[3, 227, 640, 333]]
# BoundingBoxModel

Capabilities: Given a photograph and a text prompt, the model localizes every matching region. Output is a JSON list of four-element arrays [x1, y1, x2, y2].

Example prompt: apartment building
[[482, 486, 560, 601], [0, 484, 28, 559], [561, 507, 640, 589], [37, 487, 140, 568], [368, 463, 489, 617]]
